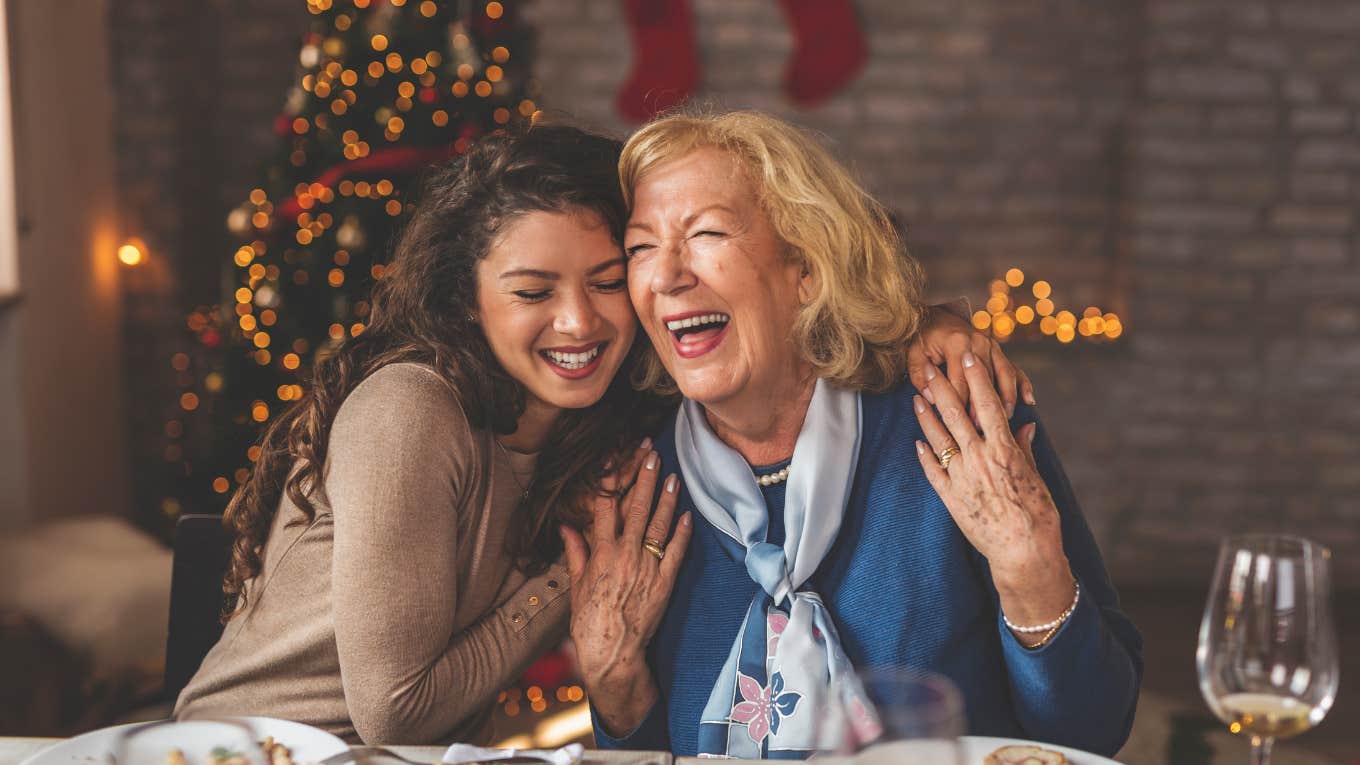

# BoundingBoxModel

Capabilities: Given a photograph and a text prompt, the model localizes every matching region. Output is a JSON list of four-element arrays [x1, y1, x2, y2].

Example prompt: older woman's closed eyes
[[567, 111, 1142, 759]]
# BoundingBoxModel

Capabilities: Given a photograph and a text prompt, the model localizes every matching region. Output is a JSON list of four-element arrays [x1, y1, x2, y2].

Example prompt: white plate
[[846, 736, 1120, 765], [961, 736, 1122, 764], [19, 717, 349, 765]]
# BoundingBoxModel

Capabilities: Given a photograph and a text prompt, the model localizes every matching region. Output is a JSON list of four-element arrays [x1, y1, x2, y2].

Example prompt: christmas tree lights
[[163, 0, 535, 521]]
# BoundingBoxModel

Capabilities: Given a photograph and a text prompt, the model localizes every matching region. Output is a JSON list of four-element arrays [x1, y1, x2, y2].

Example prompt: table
[[0, 740, 675, 765]]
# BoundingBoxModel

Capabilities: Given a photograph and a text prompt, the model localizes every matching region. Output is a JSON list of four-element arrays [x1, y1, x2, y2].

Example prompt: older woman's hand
[[912, 352, 1075, 647], [908, 305, 1036, 420], [561, 440, 692, 735]]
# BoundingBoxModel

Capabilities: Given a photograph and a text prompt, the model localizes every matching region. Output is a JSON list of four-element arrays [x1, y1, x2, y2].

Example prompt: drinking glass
[[1197, 534, 1339, 765], [815, 668, 964, 764]]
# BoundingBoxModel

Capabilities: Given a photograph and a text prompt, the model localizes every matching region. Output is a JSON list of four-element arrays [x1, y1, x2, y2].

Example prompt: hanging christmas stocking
[[616, 0, 700, 123], [778, 0, 867, 107]]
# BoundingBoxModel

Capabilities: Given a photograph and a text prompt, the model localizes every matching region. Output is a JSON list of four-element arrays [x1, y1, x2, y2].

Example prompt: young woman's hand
[[908, 305, 1036, 420], [913, 353, 1074, 647], [561, 439, 692, 735]]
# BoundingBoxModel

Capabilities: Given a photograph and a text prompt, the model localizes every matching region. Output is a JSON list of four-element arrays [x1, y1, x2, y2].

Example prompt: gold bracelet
[[1026, 622, 1062, 650]]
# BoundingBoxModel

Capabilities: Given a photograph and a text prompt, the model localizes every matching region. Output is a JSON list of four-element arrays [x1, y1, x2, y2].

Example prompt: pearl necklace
[[756, 466, 790, 487]]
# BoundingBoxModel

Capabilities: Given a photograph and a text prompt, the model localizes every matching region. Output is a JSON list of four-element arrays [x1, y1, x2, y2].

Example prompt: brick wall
[[1118, 1, 1360, 584], [109, 0, 1359, 585]]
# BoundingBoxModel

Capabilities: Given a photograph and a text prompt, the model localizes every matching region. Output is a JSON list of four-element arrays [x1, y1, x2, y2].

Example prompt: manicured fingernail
[[922, 387, 935, 405], [681, 512, 692, 527], [963, 352, 976, 368], [915, 440, 926, 456], [1025, 390, 1037, 405], [1028, 427, 1037, 445], [913, 395, 925, 415], [645, 451, 658, 469], [1006, 401, 1015, 419], [924, 365, 937, 381], [640, 436, 653, 450], [665, 474, 678, 493]]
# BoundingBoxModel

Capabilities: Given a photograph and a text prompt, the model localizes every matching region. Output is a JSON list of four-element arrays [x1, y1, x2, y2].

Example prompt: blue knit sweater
[[594, 381, 1143, 757]]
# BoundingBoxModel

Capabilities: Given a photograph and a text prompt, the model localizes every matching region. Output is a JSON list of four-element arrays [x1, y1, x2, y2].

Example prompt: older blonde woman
[[562, 112, 1142, 758]]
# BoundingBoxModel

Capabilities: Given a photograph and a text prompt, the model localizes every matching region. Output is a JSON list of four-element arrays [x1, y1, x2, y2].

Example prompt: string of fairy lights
[[972, 268, 1124, 345]]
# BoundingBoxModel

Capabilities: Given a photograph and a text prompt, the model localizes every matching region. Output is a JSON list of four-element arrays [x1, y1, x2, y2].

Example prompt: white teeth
[[666, 313, 730, 332], [544, 345, 602, 369]]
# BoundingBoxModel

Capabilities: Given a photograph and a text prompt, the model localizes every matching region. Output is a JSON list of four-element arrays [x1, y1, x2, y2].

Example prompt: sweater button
[[511, 612, 523, 624], [547, 579, 560, 590], [527, 595, 540, 607]]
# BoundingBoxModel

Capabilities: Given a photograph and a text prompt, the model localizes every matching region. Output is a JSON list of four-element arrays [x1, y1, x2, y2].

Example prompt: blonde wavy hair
[[620, 110, 927, 394]]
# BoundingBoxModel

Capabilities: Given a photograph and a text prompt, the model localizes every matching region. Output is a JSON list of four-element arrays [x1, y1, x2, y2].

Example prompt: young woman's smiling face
[[475, 208, 636, 419]]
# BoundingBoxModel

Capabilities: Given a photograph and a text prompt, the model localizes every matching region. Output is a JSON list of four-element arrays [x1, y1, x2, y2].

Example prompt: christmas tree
[[164, 0, 537, 525]]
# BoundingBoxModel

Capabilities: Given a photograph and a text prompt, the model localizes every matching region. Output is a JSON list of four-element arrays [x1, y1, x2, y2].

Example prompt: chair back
[[164, 514, 230, 701]]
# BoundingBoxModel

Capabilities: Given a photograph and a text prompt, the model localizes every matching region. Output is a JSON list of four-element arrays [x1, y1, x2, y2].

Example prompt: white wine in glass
[[1197, 534, 1338, 765]]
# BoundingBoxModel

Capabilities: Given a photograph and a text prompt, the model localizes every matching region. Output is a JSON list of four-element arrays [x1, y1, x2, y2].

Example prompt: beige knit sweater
[[174, 363, 571, 744]]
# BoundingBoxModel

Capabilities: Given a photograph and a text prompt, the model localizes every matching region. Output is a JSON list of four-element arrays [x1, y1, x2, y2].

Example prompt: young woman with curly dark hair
[[174, 125, 672, 744]]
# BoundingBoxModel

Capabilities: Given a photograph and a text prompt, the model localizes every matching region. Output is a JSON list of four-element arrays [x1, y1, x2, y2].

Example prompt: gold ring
[[642, 540, 665, 561], [938, 446, 961, 469]]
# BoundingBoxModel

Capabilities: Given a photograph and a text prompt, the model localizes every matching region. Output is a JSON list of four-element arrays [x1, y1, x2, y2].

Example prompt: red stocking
[[615, 0, 700, 123], [778, 0, 867, 108]]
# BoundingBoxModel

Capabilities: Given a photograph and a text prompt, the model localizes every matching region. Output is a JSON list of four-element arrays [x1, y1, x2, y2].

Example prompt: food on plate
[[259, 737, 297, 765], [982, 744, 1070, 764], [206, 747, 249, 765], [159, 737, 304, 765]]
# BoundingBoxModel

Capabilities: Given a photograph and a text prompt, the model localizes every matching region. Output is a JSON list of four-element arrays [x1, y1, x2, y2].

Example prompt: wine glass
[[1197, 534, 1339, 765], [816, 668, 965, 764]]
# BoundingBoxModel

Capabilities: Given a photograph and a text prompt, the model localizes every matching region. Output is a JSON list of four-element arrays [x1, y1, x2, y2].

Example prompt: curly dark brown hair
[[222, 124, 675, 618]]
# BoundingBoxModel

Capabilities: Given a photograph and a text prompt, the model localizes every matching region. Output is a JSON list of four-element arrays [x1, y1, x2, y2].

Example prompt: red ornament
[[520, 649, 573, 689]]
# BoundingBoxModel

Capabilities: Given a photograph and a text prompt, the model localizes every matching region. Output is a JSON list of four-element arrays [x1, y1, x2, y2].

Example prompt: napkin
[[440, 743, 583, 765]]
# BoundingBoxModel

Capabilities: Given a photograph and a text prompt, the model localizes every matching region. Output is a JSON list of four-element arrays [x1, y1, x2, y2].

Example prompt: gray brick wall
[[110, 0, 1359, 585]]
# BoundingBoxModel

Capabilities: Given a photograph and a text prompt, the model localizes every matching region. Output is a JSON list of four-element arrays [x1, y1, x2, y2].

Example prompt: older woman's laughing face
[[624, 147, 813, 414]]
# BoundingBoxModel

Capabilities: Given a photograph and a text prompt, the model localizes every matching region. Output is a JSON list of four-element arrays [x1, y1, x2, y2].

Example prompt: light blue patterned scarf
[[675, 378, 878, 758]]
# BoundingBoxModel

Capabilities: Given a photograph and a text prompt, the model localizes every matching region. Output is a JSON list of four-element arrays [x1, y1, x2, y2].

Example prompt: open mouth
[[539, 342, 607, 378], [664, 312, 731, 359], [666, 312, 730, 343]]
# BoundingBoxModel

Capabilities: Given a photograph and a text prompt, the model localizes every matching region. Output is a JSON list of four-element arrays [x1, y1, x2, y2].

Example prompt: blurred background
[[0, 0, 1356, 762]]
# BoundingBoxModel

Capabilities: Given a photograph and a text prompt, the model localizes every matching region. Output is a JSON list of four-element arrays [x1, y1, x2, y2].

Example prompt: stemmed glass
[[1197, 534, 1339, 765], [815, 668, 965, 764]]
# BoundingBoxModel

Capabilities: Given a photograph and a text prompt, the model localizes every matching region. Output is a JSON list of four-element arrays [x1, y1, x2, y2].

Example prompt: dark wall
[[110, 0, 309, 530]]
